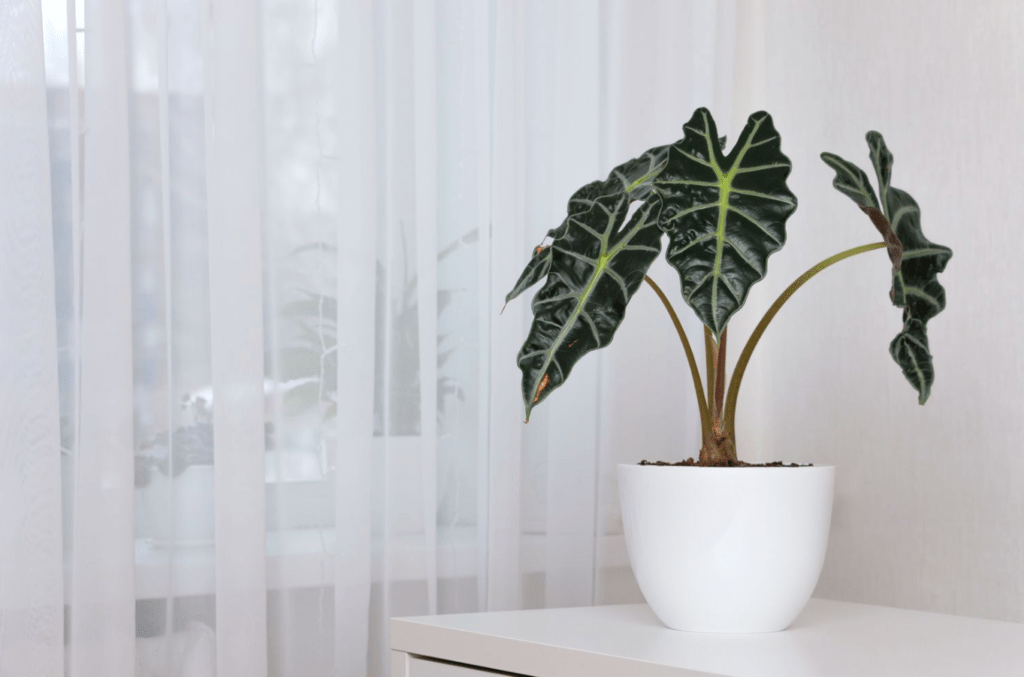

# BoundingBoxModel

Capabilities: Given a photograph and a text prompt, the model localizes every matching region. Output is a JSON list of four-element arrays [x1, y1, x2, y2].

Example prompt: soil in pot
[[639, 458, 813, 467]]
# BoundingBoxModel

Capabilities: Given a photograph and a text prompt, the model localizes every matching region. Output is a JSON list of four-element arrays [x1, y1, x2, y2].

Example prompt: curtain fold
[[412, 0, 439, 620], [3, 1, 736, 675], [0, 2, 64, 675], [202, 0, 268, 674], [486, 0, 526, 613], [70, 0, 136, 673], [336, 1, 375, 674]]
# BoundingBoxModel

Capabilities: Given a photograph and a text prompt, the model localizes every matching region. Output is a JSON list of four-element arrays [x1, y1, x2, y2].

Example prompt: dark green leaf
[[505, 243, 554, 305], [820, 152, 880, 210], [821, 141, 907, 280], [657, 108, 797, 338], [867, 131, 893, 205], [869, 169, 951, 317], [858, 205, 904, 284], [869, 133, 951, 404], [821, 132, 952, 404], [516, 153, 668, 420], [505, 145, 670, 306], [820, 152, 903, 287], [889, 317, 933, 404]]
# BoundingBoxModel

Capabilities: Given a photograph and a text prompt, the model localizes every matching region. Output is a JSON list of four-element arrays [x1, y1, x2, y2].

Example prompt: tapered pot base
[[618, 463, 835, 633]]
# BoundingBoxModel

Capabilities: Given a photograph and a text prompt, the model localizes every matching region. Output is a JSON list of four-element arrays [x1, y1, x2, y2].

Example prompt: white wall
[[741, 0, 1023, 622]]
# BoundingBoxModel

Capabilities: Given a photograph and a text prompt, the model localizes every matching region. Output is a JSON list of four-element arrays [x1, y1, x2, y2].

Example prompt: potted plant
[[505, 108, 951, 632], [135, 418, 217, 545], [134, 399, 275, 543]]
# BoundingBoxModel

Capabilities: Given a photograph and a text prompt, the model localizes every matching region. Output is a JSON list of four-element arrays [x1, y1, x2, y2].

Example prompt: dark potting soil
[[638, 458, 813, 467]]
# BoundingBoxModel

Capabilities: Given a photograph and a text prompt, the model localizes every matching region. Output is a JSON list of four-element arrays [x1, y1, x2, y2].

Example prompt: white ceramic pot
[[618, 463, 834, 633]]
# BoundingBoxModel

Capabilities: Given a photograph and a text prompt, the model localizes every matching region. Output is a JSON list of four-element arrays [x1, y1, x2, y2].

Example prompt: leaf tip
[[748, 110, 772, 123]]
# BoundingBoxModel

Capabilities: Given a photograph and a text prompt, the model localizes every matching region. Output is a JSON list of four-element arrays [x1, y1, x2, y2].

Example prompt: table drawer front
[[408, 655, 525, 677]]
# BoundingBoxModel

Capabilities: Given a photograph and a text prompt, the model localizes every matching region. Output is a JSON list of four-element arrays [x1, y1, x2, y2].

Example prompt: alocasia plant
[[507, 108, 951, 465]]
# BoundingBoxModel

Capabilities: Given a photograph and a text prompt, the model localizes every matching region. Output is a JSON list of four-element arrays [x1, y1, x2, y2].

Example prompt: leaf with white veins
[[515, 159, 667, 420], [657, 108, 798, 339], [505, 145, 670, 306], [821, 132, 952, 404]]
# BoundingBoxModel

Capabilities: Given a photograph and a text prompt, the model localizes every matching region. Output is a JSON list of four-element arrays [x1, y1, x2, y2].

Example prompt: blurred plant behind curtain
[[0, 0, 734, 675]]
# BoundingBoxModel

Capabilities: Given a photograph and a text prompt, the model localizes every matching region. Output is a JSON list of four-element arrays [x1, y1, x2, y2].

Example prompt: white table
[[390, 598, 1024, 677]]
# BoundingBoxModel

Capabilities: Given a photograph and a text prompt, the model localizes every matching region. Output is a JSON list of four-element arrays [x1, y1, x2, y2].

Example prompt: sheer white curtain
[[1, 0, 738, 675]]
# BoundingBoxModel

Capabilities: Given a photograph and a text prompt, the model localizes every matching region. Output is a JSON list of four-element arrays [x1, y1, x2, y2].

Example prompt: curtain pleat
[[70, 0, 137, 674], [412, 0, 439, 620], [336, 0, 375, 673], [0, 2, 65, 675], [154, 0, 177, 655], [201, 0, 268, 674], [485, 0, 526, 613], [464, 2, 493, 616]]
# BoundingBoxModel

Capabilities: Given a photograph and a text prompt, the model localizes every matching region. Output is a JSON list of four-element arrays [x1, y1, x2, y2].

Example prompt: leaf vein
[[735, 163, 789, 174], [552, 246, 598, 265], [729, 187, 795, 205]]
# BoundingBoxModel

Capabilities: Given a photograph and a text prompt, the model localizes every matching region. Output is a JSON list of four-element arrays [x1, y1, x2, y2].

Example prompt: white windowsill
[[63, 528, 630, 600]]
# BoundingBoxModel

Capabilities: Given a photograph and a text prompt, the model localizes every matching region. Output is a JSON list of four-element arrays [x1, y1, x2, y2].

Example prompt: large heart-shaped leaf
[[505, 145, 671, 306], [821, 133, 952, 404], [656, 108, 797, 339], [514, 149, 669, 420]]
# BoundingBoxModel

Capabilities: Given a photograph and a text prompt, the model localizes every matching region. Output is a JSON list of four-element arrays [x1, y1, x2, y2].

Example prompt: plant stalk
[[644, 275, 714, 444], [714, 327, 727, 427], [722, 241, 888, 436], [704, 327, 716, 440]]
